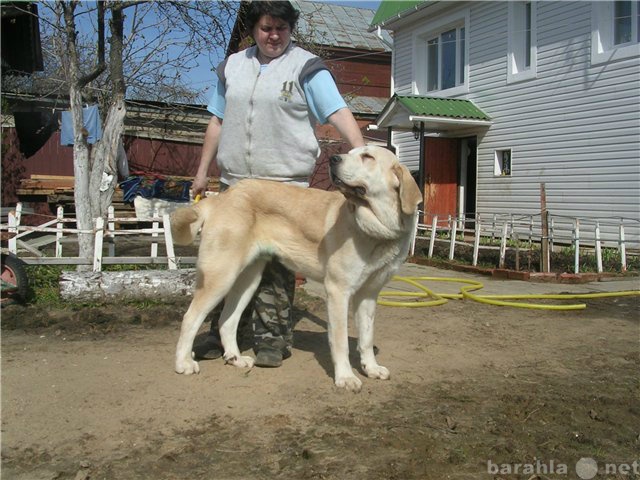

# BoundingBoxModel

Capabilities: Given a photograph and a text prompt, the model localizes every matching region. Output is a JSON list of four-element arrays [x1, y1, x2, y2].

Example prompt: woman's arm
[[193, 115, 222, 197], [327, 107, 365, 149]]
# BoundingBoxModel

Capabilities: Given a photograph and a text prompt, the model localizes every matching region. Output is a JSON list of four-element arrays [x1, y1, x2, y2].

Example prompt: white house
[[371, 1, 640, 249]]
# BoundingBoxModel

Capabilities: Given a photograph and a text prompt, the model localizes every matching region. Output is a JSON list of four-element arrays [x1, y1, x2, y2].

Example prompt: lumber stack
[[16, 174, 220, 217]]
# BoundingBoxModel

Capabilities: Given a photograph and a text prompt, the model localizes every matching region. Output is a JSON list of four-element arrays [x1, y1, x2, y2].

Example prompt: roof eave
[[409, 115, 492, 127], [369, 1, 442, 31]]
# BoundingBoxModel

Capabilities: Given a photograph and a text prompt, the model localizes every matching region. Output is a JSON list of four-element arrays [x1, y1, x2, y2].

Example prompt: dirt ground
[[1, 278, 639, 480]]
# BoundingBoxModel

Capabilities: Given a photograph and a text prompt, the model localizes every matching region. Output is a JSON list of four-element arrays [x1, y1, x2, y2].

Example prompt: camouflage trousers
[[207, 258, 296, 356]]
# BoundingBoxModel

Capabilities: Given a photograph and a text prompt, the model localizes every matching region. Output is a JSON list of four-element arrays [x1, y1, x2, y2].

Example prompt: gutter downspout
[[375, 26, 393, 49]]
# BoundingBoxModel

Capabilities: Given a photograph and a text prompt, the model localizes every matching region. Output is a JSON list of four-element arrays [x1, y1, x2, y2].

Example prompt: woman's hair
[[245, 1, 300, 33]]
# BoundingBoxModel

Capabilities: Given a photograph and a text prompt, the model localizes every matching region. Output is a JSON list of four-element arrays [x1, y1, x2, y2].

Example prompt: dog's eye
[[361, 153, 375, 162]]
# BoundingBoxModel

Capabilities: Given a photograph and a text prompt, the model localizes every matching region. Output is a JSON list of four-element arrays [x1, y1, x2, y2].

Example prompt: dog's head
[[330, 145, 422, 216]]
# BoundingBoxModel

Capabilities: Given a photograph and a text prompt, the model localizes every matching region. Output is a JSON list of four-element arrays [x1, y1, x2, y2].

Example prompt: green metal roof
[[395, 95, 491, 121], [375, 94, 492, 131], [371, 0, 423, 27]]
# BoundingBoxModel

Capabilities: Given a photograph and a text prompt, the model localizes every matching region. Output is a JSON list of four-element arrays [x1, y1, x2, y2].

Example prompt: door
[[423, 138, 458, 220]]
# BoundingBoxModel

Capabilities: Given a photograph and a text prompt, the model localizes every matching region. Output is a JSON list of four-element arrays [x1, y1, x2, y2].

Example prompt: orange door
[[423, 138, 458, 220]]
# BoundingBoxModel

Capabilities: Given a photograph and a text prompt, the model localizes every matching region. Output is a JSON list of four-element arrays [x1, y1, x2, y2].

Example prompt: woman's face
[[252, 15, 291, 61]]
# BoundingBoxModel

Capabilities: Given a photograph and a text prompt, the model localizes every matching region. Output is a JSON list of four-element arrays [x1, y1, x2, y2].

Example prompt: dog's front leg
[[326, 286, 362, 392], [354, 291, 390, 381]]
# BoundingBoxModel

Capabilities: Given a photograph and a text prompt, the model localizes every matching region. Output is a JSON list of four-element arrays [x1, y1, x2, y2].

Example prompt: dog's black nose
[[329, 155, 341, 165]]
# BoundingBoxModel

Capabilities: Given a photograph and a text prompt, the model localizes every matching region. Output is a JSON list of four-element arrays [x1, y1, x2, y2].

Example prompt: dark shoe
[[193, 336, 223, 360], [254, 348, 283, 368]]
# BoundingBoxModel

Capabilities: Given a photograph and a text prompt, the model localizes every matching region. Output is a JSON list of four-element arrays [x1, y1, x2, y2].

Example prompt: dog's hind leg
[[218, 259, 267, 369], [175, 266, 242, 375], [353, 287, 390, 381]]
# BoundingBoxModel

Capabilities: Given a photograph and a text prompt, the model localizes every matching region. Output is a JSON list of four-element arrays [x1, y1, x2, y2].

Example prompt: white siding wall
[[390, 1, 640, 247]]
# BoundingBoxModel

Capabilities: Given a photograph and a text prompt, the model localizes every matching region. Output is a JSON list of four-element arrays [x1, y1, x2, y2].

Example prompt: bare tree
[[26, 0, 237, 269]]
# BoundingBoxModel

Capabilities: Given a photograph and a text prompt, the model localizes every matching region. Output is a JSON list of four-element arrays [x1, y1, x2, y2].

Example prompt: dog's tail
[[170, 201, 207, 246]]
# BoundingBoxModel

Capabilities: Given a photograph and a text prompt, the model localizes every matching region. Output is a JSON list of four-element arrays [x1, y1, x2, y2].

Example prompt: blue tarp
[[119, 175, 192, 204]]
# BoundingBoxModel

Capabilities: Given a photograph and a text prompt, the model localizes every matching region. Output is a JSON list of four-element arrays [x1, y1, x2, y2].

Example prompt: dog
[[171, 145, 422, 391]]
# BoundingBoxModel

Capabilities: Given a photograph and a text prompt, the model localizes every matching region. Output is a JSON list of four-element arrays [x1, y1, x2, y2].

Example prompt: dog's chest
[[351, 236, 410, 287]]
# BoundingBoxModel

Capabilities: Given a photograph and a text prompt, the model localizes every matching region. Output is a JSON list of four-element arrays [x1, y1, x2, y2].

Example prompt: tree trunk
[[87, 2, 127, 220], [70, 84, 95, 267], [59, 269, 196, 302], [89, 94, 126, 218], [62, 0, 95, 271]]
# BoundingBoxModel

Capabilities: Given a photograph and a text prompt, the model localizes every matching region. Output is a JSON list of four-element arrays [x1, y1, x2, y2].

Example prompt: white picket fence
[[2, 203, 637, 274], [2, 203, 196, 271], [412, 212, 637, 274]]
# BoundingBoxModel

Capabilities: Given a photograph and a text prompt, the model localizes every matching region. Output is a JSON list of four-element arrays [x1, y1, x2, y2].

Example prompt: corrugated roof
[[375, 94, 491, 131], [345, 95, 389, 115], [371, 0, 423, 27], [293, 0, 392, 51], [396, 95, 491, 121]]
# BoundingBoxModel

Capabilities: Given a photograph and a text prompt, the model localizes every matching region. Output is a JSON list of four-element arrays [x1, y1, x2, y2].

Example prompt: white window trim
[[412, 9, 470, 97], [507, 1, 538, 84], [592, 1, 640, 65], [494, 149, 512, 177]]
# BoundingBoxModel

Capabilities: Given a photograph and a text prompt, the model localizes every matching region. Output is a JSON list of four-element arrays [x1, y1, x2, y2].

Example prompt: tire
[[1, 253, 29, 304]]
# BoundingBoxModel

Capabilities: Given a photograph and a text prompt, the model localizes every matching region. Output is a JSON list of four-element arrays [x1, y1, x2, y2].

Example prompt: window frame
[[494, 149, 512, 177], [592, 1, 640, 65], [413, 9, 470, 97], [507, 1, 538, 84]]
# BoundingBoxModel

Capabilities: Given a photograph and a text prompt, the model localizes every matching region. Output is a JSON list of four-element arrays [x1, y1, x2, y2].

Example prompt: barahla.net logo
[[487, 457, 640, 478]]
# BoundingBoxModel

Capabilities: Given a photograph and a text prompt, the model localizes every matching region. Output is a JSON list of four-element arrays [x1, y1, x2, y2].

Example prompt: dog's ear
[[393, 164, 422, 215]]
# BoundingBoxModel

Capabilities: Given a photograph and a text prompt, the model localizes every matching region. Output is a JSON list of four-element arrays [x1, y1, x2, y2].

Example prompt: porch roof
[[374, 94, 492, 133], [371, 1, 424, 28]]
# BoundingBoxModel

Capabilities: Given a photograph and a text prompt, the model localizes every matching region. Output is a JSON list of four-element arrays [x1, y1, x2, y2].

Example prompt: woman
[[192, 0, 364, 367]]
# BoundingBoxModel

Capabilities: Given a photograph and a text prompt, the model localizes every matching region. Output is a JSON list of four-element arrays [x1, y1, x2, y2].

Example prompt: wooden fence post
[[107, 206, 116, 257], [449, 215, 457, 260], [540, 183, 550, 273], [410, 212, 419, 257], [56, 206, 64, 258], [151, 208, 159, 259], [619, 221, 627, 272], [93, 217, 104, 272], [573, 219, 580, 274], [595, 221, 603, 273], [499, 222, 508, 269], [473, 214, 481, 267], [428, 215, 437, 258], [8, 209, 18, 254]]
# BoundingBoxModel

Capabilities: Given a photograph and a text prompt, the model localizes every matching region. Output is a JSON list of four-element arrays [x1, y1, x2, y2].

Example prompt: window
[[413, 10, 469, 96], [592, 1, 640, 65], [614, 1, 639, 44], [508, 1, 537, 83], [495, 149, 512, 177], [420, 27, 466, 93]]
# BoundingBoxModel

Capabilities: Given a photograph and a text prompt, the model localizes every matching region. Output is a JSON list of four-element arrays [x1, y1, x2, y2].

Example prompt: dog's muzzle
[[329, 155, 367, 199]]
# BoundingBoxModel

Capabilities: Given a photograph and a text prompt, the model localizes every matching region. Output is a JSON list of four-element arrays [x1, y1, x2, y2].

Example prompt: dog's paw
[[334, 374, 363, 392], [175, 358, 200, 375], [363, 364, 390, 380], [224, 353, 255, 369]]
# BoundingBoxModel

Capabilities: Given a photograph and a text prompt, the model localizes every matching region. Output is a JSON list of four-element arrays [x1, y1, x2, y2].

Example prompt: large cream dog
[[172, 145, 422, 391]]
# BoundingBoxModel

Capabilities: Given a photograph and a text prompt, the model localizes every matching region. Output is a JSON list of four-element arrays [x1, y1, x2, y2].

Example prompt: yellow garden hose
[[378, 276, 640, 311]]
